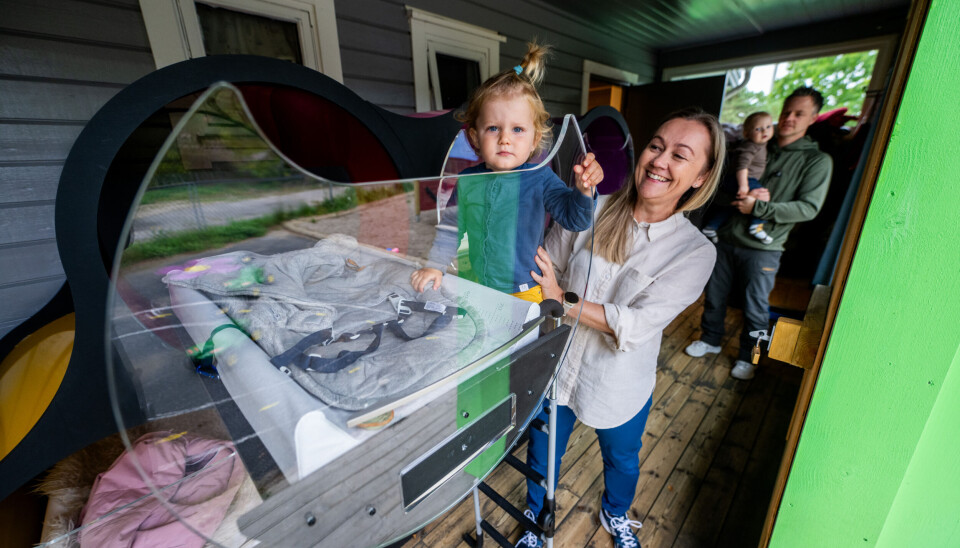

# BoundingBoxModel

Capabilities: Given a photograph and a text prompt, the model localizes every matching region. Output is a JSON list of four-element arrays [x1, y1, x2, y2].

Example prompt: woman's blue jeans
[[525, 396, 653, 517]]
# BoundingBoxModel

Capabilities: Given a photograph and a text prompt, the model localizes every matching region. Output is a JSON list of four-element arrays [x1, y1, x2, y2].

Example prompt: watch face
[[563, 291, 580, 305]]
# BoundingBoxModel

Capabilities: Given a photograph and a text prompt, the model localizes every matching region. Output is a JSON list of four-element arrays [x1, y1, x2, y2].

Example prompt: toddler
[[702, 111, 775, 244], [410, 42, 602, 303]]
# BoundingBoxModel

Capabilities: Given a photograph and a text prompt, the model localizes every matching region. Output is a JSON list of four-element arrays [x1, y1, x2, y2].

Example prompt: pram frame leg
[[542, 382, 558, 548], [472, 487, 484, 547], [462, 306, 565, 548]]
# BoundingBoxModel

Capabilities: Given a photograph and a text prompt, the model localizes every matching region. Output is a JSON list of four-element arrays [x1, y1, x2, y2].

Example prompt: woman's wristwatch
[[562, 291, 580, 316]]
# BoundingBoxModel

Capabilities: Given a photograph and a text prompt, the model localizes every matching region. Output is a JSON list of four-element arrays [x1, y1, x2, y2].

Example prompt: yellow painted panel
[[768, 317, 802, 366], [0, 314, 75, 460]]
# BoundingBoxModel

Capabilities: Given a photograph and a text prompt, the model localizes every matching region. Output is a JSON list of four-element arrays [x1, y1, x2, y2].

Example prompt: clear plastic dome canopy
[[94, 83, 595, 547]]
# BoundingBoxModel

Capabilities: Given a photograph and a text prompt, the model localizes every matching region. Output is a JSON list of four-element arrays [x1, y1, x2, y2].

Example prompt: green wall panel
[[770, 0, 960, 546]]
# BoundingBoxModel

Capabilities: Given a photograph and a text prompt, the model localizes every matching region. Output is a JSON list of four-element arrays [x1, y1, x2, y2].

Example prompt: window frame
[[660, 35, 899, 99], [139, 0, 343, 82], [580, 59, 641, 114], [406, 7, 505, 112]]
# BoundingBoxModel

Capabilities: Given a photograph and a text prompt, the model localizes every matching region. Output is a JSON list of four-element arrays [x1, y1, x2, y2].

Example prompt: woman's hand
[[410, 267, 442, 292], [573, 152, 603, 196], [531, 246, 564, 302]]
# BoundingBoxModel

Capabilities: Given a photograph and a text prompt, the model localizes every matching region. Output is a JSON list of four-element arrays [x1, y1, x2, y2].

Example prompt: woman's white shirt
[[549, 196, 717, 429]]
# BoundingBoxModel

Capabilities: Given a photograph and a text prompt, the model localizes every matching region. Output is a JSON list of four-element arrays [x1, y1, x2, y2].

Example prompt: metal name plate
[[399, 394, 515, 511]]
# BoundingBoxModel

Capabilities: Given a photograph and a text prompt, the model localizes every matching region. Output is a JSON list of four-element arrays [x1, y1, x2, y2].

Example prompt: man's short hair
[[785, 87, 824, 113]]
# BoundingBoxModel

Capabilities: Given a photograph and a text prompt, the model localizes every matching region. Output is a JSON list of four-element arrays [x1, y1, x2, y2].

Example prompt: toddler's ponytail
[[517, 42, 550, 87]]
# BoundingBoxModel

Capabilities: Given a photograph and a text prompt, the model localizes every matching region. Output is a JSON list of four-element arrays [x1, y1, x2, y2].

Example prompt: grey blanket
[[165, 235, 483, 410]]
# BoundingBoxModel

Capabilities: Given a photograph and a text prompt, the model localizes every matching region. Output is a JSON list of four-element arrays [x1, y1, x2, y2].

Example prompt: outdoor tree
[[721, 87, 777, 125], [721, 50, 877, 126], [770, 50, 877, 113]]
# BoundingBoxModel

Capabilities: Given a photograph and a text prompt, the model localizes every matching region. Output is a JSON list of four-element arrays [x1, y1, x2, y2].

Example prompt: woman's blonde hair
[[458, 42, 553, 159], [592, 107, 725, 264]]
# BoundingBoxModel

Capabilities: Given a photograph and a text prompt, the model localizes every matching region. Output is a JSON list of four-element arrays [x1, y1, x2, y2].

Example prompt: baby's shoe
[[749, 223, 773, 245]]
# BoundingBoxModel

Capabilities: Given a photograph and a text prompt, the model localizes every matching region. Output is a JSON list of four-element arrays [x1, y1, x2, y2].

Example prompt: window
[[139, 0, 342, 82], [407, 8, 505, 112]]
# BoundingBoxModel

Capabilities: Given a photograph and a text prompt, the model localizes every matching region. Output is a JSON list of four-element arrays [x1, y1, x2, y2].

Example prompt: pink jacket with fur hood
[[79, 432, 245, 548]]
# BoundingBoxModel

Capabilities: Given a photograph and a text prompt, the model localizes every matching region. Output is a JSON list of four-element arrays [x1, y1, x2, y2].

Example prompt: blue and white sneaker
[[515, 509, 543, 547], [599, 508, 642, 548]]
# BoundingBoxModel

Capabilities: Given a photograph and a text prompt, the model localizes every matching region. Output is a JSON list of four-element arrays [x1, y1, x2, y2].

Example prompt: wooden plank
[[341, 47, 415, 84], [652, 309, 739, 404], [2, 0, 150, 48], [630, 330, 743, 516], [337, 18, 412, 59], [551, 472, 605, 546], [671, 369, 790, 546], [334, 0, 409, 31], [639, 359, 778, 548], [0, 165, 63, 203], [0, 124, 83, 164], [343, 77, 416, 110], [500, 40, 582, 74], [0, 204, 55, 245], [0, 80, 120, 120], [391, 0, 654, 74], [543, 100, 581, 118], [554, 314, 742, 546], [768, 276, 812, 312], [0, 241, 63, 285], [0, 277, 64, 327], [498, 43, 585, 86], [713, 369, 801, 547], [0, 35, 153, 83], [768, 317, 802, 365], [791, 284, 830, 368], [540, 84, 583, 109]]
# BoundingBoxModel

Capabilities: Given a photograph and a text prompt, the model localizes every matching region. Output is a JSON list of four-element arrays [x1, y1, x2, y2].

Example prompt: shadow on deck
[[401, 297, 803, 548]]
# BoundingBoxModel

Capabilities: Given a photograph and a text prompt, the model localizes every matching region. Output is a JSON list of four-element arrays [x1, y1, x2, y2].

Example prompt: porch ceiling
[[545, 0, 910, 52]]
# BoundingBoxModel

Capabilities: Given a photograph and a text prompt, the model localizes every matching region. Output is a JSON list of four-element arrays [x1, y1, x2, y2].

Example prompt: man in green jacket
[[685, 87, 833, 380]]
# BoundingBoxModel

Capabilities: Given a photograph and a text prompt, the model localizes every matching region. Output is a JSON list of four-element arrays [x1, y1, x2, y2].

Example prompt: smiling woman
[[592, 108, 726, 264], [634, 117, 715, 218], [516, 107, 726, 547]]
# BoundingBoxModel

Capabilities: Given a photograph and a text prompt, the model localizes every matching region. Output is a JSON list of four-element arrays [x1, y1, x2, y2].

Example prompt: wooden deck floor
[[400, 297, 803, 548]]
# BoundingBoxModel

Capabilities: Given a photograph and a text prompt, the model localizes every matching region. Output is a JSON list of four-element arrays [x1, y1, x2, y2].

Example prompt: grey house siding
[[0, 0, 651, 339], [335, 0, 655, 115], [0, 0, 156, 338]]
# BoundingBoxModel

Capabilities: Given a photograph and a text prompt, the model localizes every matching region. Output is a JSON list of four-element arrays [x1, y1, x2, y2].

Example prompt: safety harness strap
[[270, 296, 462, 375]]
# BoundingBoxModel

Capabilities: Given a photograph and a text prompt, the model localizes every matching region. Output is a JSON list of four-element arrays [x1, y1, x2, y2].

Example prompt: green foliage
[[120, 219, 270, 265], [721, 50, 878, 126], [120, 193, 356, 265], [140, 178, 311, 205], [721, 88, 779, 125]]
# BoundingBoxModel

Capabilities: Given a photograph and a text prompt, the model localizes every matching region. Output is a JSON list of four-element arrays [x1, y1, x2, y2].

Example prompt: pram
[[98, 82, 596, 547]]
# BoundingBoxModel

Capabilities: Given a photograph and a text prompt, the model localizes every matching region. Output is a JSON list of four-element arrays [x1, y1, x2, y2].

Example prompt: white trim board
[[662, 35, 899, 94], [139, 0, 343, 82], [406, 6, 505, 112], [580, 59, 641, 115]]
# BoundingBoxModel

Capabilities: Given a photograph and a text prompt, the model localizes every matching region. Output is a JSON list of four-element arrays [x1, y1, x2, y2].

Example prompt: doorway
[[587, 76, 624, 112]]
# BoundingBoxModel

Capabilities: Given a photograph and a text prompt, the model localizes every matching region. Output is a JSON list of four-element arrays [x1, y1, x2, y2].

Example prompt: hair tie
[[514, 65, 523, 75]]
